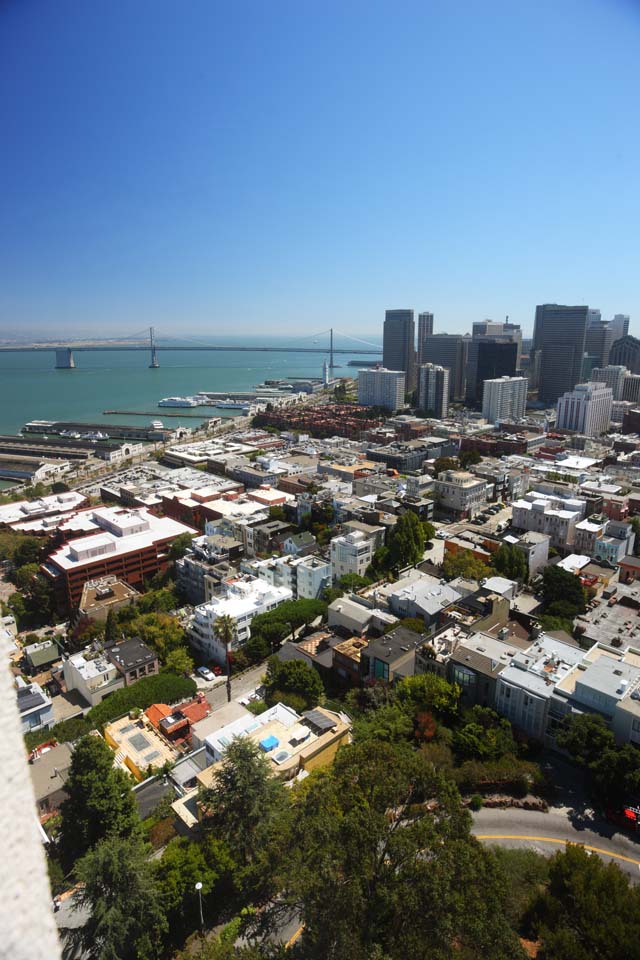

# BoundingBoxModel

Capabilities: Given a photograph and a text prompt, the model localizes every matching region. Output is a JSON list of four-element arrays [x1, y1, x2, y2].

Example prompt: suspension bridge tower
[[329, 328, 334, 369], [149, 326, 159, 368]]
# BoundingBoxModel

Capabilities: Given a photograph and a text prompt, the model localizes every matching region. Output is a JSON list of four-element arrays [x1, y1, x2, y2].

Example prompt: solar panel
[[129, 732, 151, 752], [143, 751, 161, 764], [302, 709, 336, 732], [17, 689, 45, 712]]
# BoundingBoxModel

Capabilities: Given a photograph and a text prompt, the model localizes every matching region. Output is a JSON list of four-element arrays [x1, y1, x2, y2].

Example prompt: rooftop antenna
[[149, 326, 159, 368]]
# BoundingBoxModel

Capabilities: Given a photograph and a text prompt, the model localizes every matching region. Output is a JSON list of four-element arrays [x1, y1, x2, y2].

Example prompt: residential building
[[241, 553, 330, 600], [330, 530, 373, 581], [417, 311, 434, 363], [62, 649, 125, 707], [417, 363, 449, 418], [420, 333, 468, 401], [188, 576, 293, 664], [106, 637, 159, 685], [42, 506, 196, 611], [433, 470, 488, 519], [482, 376, 528, 424], [16, 678, 54, 734], [511, 491, 586, 551], [383, 309, 416, 391], [176, 534, 244, 604], [446, 629, 531, 709], [23, 639, 60, 676], [282, 531, 317, 558], [73, 577, 140, 635], [29, 742, 73, 818], [380, 571, 462, 632], [532, 304, 589, 402], [556, 381, 613, 437], [610, 335, 640, 374], [327, 596, 397, 635], [591, 365, 628, 401], [104, 713, 180, 782], [360, 625, 424, 682], [501, 531, 550, 578], [357, 368, 406, 411]]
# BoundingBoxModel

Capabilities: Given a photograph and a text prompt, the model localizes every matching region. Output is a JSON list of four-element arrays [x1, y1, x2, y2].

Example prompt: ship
[[215, 399, 253, 410], [158, 396, 201, 408]]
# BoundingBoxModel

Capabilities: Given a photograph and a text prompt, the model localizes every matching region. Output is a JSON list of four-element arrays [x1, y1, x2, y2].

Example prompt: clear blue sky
[[1, 0, 639, 340]]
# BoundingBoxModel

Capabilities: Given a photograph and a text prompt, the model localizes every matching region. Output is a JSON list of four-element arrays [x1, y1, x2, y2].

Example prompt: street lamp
[[195, 881, 204, 935]]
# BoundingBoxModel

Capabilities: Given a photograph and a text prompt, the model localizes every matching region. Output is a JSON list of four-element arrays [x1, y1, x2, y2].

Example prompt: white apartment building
[[482, 376, 528, 424], [591, 365, 628, 401], [240, 554, 331, 600], [556, 381, 613, 437], [433, 470, 488, 519], [511, 490, 586, 551], [330, 530, 373, 581], [62, 650, 124, 707], [189, 576, 293, 663], [296, 555, 332, 599], [417, 363, 449, 418], [623, 373, 640, 404], [358, 368, 406, 411]]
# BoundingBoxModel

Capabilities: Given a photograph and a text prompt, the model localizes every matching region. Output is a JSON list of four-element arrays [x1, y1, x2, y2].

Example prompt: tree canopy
[[492, 543, 528, 582], [264, 656, 324, 710], [541, 565, 586, 615], [442, 548, 491, 581]]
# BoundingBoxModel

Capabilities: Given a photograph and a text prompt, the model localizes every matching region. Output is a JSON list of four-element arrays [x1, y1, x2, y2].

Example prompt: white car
[[436, 530, 448, 539], [196, 666, 215, 682]]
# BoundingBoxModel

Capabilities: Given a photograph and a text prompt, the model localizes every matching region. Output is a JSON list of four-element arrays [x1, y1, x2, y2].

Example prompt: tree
[[459, 449, 482, 469], [529, 845, 640, 960], [200, 738, 287, 882], [60, 735, 140, 868], [13, 536, 41, 566], [453, 707, 517, 761], [630, 516, 640, 556], [541, 565, 586, 614], [157, 834, 234, 928], [122, 611, 186, 662], [493, 543, 528, 581], [432, 456, 458, 477], [51, 481, 70, 493], [422, 520, 436, 543], [104, 609, 119, 645], [71, 836, 168, 960], [387, 511, 424, 570], [556, 713, 615, 767], [338, 573, 371, 592], [268, 740, 522, 960], [137, 587, 179, 613], [442, 548, 491, 581], [163, 646, 195, 676], [395, 673, 461, 721], [264, 656, 324, 709], [169, 532, 194, 561], [14, 562, 40, 592]]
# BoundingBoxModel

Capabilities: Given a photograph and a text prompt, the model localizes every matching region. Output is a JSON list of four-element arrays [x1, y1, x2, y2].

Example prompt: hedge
[[24, 672, 196, 752]]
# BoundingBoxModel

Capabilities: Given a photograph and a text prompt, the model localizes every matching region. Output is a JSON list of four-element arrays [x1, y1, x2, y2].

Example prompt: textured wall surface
[[0, 640, 62, 959]]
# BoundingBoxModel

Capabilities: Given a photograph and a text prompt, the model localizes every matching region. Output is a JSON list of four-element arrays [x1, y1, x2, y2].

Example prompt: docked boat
[[158, 396, 201, 408], [215, 399, 253, 410]]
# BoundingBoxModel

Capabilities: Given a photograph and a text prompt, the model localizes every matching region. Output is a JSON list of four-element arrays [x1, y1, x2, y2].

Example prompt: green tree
[[453, 707, 517, 761], [71, 836, 168, 960], [122, 611, 186, 662], [529, 845, 640, 960], [14, 562, 40, 592], [422, 520, 436, 543], [138, 587, 178, 613], [264, 656, 324, 708], [432, 456, 458, 477], [163, 646, 195, 676], [556, 713, 615, 766], [589, 743, 640, 808], [541, 565, 586, 614], [244, 632, 271, 664], [169, 532, 194, 561], [270, 740, 522, 960], [387, 511, 425, 570], [59, 735, 141, 868], [442, 548, 491, 581], [157, 834, 234, 926], [493, 543, 528, 581], [338, 573, 371, 592], [13, 536, 41, 566], [395, 673, 461, 721], [104, 609, 119, 646], [459, 449, 482, 469]]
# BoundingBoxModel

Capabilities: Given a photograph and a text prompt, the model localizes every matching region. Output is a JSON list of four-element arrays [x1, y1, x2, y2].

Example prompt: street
[[203, 663, 267, 711]]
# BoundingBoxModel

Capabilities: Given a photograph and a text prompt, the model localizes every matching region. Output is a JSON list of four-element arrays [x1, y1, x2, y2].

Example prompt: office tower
[[610, 335, 640, 373], [482, 376, 528, 424], [358, 368, 406, 410], [585, 320, 614, 367], [420, 334, 468, 401], [556, 381, 613, 437], [383, 310, 416, 391], [532, 304, 589, 403], [611, 314, 631, 342], [417, 312, 434, 363], [587, 308, 602, 326], [465, 338, 518, 404], [417, 363, 449, 418], [622, 373, 640, 404], [591, 365, 628, 401], [472, 320, 505, 338]]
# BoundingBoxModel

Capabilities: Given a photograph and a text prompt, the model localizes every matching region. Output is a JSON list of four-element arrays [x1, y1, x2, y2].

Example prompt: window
[[374, 659, 389, 681]]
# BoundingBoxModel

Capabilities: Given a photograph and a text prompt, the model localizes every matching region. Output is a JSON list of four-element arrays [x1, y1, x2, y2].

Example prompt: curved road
[[471, 806, 640, 879]]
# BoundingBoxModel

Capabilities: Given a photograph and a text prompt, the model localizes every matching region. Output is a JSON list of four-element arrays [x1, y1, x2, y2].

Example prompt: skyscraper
[[417, 363, 449, 419], [383, 310, 416, 392], [610, 335, 640, 373], [591, 365, 627, 401], [417, 312, 434, 363], [465, 338, 518, 404], [482, 376, 528, 424], [556, 381, 613, 437], [532, 304, 589, 403], [420, 334, 468, 401], [611, 314, 631, 342], [585, 320, 614, 367], [358, 368, 406, 410]]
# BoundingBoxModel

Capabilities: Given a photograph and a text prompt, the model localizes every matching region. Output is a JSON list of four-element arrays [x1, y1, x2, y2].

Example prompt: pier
[[103, 409, 214, 419]]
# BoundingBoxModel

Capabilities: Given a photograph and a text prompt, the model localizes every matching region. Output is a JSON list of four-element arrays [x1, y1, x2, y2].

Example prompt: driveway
[[472, 805, 640, 880]]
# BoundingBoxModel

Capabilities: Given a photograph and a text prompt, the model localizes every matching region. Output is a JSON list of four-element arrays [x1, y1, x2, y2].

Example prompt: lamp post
[[195, 881, 204, 935]]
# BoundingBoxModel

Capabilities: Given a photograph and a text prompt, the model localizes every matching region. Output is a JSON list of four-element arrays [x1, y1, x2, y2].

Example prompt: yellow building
[[104, 713, 180, 782]]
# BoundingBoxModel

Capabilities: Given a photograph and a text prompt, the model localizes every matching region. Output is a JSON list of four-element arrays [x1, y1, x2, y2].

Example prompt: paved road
[[471, 806, 640, 880]]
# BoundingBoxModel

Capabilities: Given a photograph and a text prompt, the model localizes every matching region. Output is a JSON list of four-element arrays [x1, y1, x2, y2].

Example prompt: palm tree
[[216, 614, 235, 703]]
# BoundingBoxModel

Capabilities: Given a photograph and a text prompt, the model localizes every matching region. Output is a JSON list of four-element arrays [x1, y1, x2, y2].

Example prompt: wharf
[[103, 409, 213, 419]]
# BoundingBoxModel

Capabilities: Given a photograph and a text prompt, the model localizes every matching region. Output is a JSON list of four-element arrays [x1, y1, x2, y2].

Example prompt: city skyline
[[1, 0, 639, 338]]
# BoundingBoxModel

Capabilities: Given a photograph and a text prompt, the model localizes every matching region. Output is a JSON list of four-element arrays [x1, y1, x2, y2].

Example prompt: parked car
[[197, 666, 215, 682]]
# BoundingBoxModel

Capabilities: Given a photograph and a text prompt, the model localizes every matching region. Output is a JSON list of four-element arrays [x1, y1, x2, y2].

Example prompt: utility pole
[[149, 326, 159, 368]]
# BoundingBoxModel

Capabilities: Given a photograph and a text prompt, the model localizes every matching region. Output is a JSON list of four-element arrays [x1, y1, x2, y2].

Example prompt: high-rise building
[[357, 368, 406, 410], [532, 304, 589, 403], [610, 335, 640, 373], [611, 314, 631, 342], [472, 320, 522, 368], [591, 365, 628, 401], [383, 310, 416, 391], [556, 381, 613, 437], [482, 376, 528, 424], [417, 363, 449, 419], [465, 338, 518, 404], [623, 373, 640, 405], [585, 320, 614, 368], [587, 309, 602, 326], [417, 312, 434, 363], [420, 333, 468, 401]]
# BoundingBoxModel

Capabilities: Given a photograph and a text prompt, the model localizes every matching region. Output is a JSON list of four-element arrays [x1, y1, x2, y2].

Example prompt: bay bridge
[[1, 327, 382, 369]]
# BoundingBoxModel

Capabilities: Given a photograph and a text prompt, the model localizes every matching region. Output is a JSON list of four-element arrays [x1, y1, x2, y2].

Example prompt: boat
[[150, 420, 164, 430], [158, 396, 201, 408], [215, 399, 253, 410]]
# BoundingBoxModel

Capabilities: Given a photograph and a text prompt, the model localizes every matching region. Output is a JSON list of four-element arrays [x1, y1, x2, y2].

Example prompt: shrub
[[88, 672, 196, 728], [468, 794, 484, 811]]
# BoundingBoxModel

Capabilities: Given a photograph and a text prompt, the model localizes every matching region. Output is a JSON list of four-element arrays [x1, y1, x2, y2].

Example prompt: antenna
[[149, 326, 159, 368]]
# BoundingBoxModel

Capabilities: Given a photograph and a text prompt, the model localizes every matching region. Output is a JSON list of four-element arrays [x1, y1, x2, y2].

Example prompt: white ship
[[215, 399, 253, 410], [158, 396, 201, 408]]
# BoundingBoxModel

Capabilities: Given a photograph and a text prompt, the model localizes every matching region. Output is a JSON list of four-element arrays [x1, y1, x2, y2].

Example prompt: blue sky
[[1, 0, 639, 339]]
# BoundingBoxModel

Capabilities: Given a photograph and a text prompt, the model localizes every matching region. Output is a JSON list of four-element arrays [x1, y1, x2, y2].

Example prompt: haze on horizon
[[1, 0, 639, 341]]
